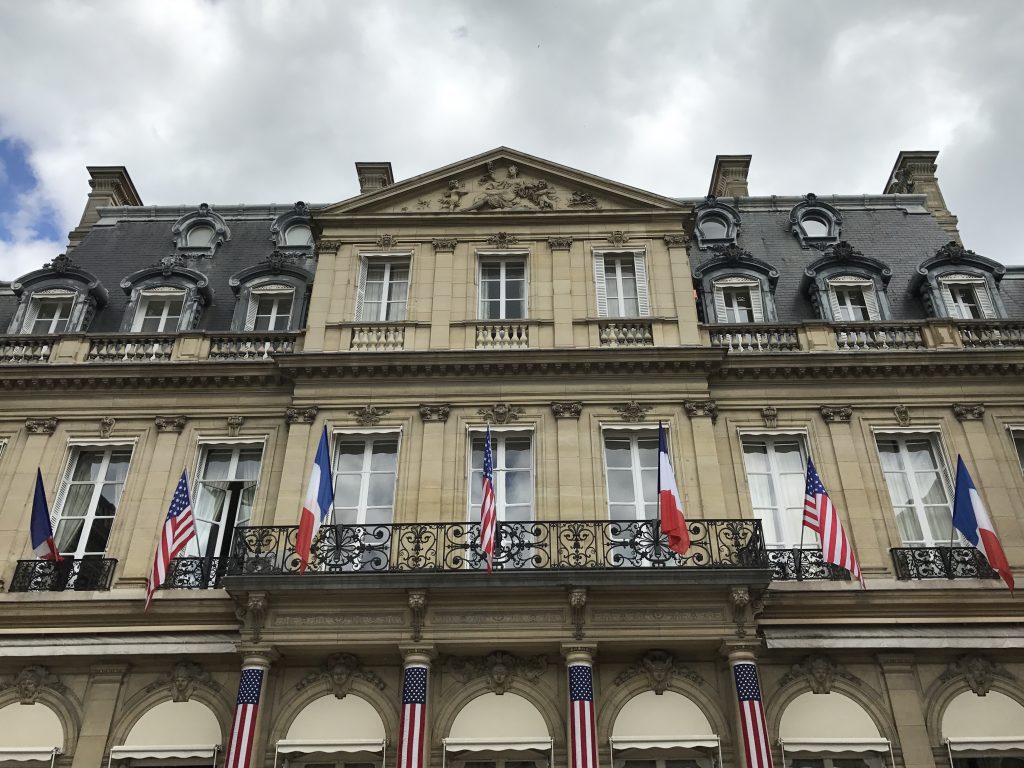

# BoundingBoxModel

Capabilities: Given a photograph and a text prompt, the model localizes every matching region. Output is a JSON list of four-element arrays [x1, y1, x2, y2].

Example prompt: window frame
[[477, 253, 528, 321], [594, 249, 650, 319], [23, 289, 77, 335], [466, 426, 535, 525], [284, 223, 313, 247], [938, 275, 997, 320], [186, 439, 266, 559], [827, 277, 881, 322], [711, 276, 764, 323], [245, 283, 295, 331], [739, 432, 809, 549], [355, 255, 412, 323], [1010, 427, 1024, 478], [331, 428, 402, 527], [132, 287, 187, 333], [601, 427, 659, 521]]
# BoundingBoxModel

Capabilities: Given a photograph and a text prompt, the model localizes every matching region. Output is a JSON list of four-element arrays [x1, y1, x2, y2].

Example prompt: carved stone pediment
[[146, 661, 219, 702], [0, 665, 65, 704], [445, 651, 547, 694], [297, 652, 386, 698], [613, 650, 705, 693]]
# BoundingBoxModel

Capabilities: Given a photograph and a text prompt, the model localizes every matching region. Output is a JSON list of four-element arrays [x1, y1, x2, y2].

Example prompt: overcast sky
[[0, 0, 1022, 279]]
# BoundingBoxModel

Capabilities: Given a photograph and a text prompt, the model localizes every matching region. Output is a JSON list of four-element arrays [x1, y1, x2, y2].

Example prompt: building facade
[[0, 148, 1022, 768]]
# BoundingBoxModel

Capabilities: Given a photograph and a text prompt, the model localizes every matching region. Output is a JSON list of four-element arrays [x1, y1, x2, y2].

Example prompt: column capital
[[238, 645, 280, 669], [719, 639, 762, 663], [561, 642, 597, 664], [399, 643, 437, 667]]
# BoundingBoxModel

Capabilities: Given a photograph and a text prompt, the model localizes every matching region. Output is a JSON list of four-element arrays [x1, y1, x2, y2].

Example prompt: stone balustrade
[[957, 320, 1024, 348], [208, 332, 298, 360], [87, 334, 175, 362], [598, 320, 654, 347], [707, 324, 801, 352], [350, 324, 406, 352], [832, 322, 927, 351], [475, 322, 530, 350]]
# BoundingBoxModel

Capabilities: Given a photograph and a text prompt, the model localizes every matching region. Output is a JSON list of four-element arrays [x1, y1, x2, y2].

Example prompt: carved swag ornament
[[613, 650, 705, 694], [478, 403, 524, 424], [446, 651, 547, 695], [297, 653, 386, 698], [350, 405, 391, 426], [613, 401, 651, 423]]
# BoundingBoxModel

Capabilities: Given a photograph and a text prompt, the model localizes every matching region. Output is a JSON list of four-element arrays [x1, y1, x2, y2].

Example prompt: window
[[951, 759, 1024, 768], [133, 289, 185, 332], [693, 198, 740, 248], [712, 277, 764, 323], [947, 284, 983, 319], [189, 444, 263, 560], [24, 291, 75, 334], [742, 436, 807, 548], [827, 278, 880, 322], [247, 285, 294, 331], [790, 195, 842, 246], [595, 252, 650, 318], [697, 216, 729, 241], [875, 434, 955, 547], [284, 223, 313, 246], [479, 258, 526, 320], [357, 258, 410, 322], [938, 276, 996, 320], [52, 446, 133, 558], [186, 224, 216, 247], [333, 434, 399, 526], [1013, 431, 1024, 476], [799, 216, 830, 239], [604, 431, 657, 520], [468, 431, 533, 524], [723, 287, 753, 322]]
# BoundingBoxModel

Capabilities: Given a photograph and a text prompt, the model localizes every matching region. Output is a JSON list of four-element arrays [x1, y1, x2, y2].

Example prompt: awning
[[443, 737, 553, 753], [277, 739, 386, 754], [947, 737, 1024, 752], [108, 745, 218, 761], [0, 749, 61, 763], [610, 737, 720, 751], [780, 738, 890, 753]]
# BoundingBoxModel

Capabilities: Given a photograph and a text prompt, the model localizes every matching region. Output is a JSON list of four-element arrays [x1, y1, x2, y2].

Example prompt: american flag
[[478, 425, 497, 573], [225, 667, 264, 768], [568, 664, 598, 768], [803, 458, 864, 587], [734, 662, 773, 768], [397, 665, 428, 768], [145, 470, 197, 609]]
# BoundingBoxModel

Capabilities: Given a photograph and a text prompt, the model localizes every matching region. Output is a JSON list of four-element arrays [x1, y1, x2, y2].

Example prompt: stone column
[[274, 407, 318, 524], [396, 645, 435, 768], [562, 643, 599, 768], [0, 421, 58, 584], [723, 643, 774, 768], [224, 648, 277, 768], [877, 653, 936, 768], [71, 664, 128, 768], [552, 402, 584, 518], [683, 400, 725, 517]]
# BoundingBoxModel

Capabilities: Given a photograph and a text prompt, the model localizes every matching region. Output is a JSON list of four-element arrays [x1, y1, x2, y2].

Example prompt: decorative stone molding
[[431, 238, 458, 252], [952, 403, 985, 421], [569, 587, 587, 641], [607, 231, 630, 245], [663, 234, 690, 248], [376, 234, 400, 250], [419, 404, 452, 423], [467, 163, 558, 211], [729, 586, 751, 638], [446, 651, 547, 695], [568, 191, 599, 209], [409, 590, 427, 642], [613, 401, 650, 422], [478, 403, 524, 424], [285, 406, 318, 424], [547, 236, 574, 250], [25, 417, 58, 435], [317, 239, 344, 253], [0, 665, 65, 704], [613, 650, 705, 693], [550, 401, 583, 420], [437, 179, 468, 211], [263, 250, 302, 274], [683, 399, 719, 424], [227, 415, 245, 436], [154, 415, 187, 433], [99, 416, 116, 439], [297, 652, 386, 698], [350, 405, 391, 426], [819, 405, 853, 423], [777, 654, 860, 695], [46, 252, 78, 273], [940, 654, 1015, 696], [235, 593, 268, 643], [893, 405, 911, 427], [760, 407, 778, 429], [485, 232, 519, 248], [146, 661, 218, 702]]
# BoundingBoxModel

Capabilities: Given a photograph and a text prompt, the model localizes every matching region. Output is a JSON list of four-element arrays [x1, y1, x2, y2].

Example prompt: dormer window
[[171, 204, 230, 256], [712, 276, 764, 323], [25, 289, 75, 334], [790, 194, 842, 247], [8, 254, 108, 336], [914, 243, 1006, 320], [940, 275, 995, 320], [798, 215, 830, 239], [828, 278, 880, 322], [284, 224, 313, 247], [133, 288, 185, 332], [186, 224, 216, 248], [271, 202, 315, 251], [698, 215, 729, 241], [120, 264, 211, 333], [693, 197, 740, 248], [247, 283, 295, 331], [692, 245, 778, 324], [803, 242, 891, 322]]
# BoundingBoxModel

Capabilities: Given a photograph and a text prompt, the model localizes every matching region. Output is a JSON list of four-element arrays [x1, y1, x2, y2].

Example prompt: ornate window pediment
[[270, 201, 316, 252], [120, 263, 212, 332], [913, 241, 1006, 320], [693, 196, 740, 248], [692, 245, 779, 323], [803, 242, 891, 321], [9, 254, 108, 335], [171, 203, 230, 256], [789, 193, 842, 247]]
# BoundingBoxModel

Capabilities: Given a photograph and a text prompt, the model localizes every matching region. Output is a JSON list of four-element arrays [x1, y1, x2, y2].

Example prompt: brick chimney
[[885, 150, 960, 243], [355, 162, 395, 194], [708, 155, 751, 198], [67, 166, 143, 252]]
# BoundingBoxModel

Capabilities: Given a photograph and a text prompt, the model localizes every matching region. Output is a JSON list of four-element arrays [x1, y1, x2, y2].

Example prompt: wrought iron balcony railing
[[890, 546, 999, 580], [225, 519, 768, 577], [161, 557, 227, 589], [9, 558, 117, 592], [767, 548, 851, 581]]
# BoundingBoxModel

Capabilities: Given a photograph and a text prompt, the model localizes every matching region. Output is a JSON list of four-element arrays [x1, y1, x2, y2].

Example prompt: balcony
[[0, 336, 53, 363], [9, 558, 117, 592], [161, 557, 227, 589], [890, 547, 999, 580], [224, 519, 768, 579], [957, 320, 1024, 348], [767, 548, 851, 581], [831, 322, 926, 351], [208, 332, 298, 360], [598, 320, 655, 348], [87, 333, 175, 362], [349, 324, 406, 352], [475, 322, 530, 350], [707, 324, 800, 352]]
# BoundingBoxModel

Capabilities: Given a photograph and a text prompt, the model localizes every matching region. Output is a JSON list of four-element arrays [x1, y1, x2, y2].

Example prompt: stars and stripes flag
[[225, 667, 264, 768], [803, 458, 864, 588], [478, 424, 497, 573], [145, 470, 197, 610], [30, 469, 61, 561], [733, 662, 773, 768], [397, 665, 428, 768], [568, 663, 598, 768]]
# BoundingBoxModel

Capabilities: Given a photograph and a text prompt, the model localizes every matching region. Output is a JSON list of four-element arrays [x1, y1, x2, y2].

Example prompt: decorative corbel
[[25, 417, 58, 435], [569, 587, 587, 641], [154, 415, 187, 433], [683, 399, 719, 424], [418, 404, 452, 423], [409, 590, 427, 642], [235, 592, 269, 643], [285, 406, 318, 424], [819, 405, 853, 423]]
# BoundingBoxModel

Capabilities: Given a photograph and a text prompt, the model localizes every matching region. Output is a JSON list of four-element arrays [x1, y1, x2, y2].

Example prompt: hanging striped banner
[[733, 661, 773, 768], [397, 664, 428, 768], [568, 663, 598, 768], [225, 666, 264, 768]]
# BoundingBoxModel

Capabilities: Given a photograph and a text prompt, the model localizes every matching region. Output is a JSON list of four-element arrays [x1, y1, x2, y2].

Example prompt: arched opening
[[445, 693, 552, 768], [109, 699, 221, 765], [610, 690, 720, 768], [0, 701, 64, 764], [277, 694, 387, 766], [943, 690, 1024, 766], [779, 691, 890, 767], [186, 225, 216, 248]]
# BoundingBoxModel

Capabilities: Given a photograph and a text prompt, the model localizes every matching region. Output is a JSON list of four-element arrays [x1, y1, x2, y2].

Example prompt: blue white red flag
[[30, 469, 61, 561], [953, 456, 1014, 593], [296, 426, 334, 573], [145, 470, 197, 609], [479, 425, 497, 572], [658, 423, 689, 555]]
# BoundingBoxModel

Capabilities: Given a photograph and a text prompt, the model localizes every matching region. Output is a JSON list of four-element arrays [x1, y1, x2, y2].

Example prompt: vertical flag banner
[[733, 662, 774, 768], [568, 663, 598, 768], [225, 667, 264, 768], [296, 426, 334, 573], [803, 458, 864, 587], [145, 470, 197, 610], [478, 424, 497, 572], [953, 456, 1014, 593], [30, 469, 61, 561], [397, 665, 428, 768], [658, 422, 690, 555]]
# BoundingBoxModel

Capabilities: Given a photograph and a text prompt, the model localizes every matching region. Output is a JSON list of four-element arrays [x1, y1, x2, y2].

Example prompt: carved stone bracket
[[317, 239, 344, 253], [235, 593, 268, 643], [548, 237, 574, 250], [614, 401, 651, 422], [227, 415, 246, 436], [445, 651, 547, 695], [478, 403, 524, 424], [569, 587, 587, 640], [820, 405, 853, 423], [663, 234, 690, 248], [613, 650, 706, 693], [0, 665, 65, 704], [297, 652, 386, 698], [486, 232, 519, 248], [551, 401, 583, 420], [154, 415, 187, 433], [99, 416, 116, 439], [25, 417, 58, 435], [409, 590, 427, 642], [146, 661, 218, 702], [285, 406, 318, 424], [729, 586, 752, 638], [376, 234, 400, 249], [760, 406, 778, 429], [953, 403, 985, 421], [431, 238, 458, 252], [940, 654, 1015, 696], [683, 399, 719, 424], [350, 405, 391, 426], [777, 654, 861, 695], [419, 404, 452, 423], [608, 231, 631, 245], [893, 405, 911, 427]]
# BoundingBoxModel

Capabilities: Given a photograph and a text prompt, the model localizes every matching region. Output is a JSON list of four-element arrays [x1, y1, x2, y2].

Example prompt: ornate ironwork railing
[[9, 558, 117, 592], [707, 324, 801, 352], [208, 332, 298, 360], [161, 557, 227, 589], [831, 322, 926, 351], [226, 519, 768, 576], [767, 548, 851, 581], [890, 547, 999, 580], [598, 321, 654, 348]]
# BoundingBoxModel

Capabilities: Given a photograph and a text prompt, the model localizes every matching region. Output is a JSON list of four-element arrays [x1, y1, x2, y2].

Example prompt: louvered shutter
[[633, 252, 650, 316], [826, 284, 844, 321], [354, 258, 368, 321], [975, 285, 997, 319], [20, 299, 41, 334], [50, 448, 81, 528], [749, 283, 765, 322], [244, 293, 260, 331], [862, 286, 881, 321], [594, 254, 609, 318], [713, 284, 728, 323]]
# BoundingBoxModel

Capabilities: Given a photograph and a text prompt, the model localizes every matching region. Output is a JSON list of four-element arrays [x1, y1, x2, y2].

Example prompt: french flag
[[658, 422, 690, 555], [295, 426, 334, 573], [953, 456, 1014, 593], [31, 469, 62, 561]]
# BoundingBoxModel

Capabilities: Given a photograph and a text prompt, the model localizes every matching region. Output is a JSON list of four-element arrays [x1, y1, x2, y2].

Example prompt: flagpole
[[947, 455, 961, 578], [797, 458, 808, 581], [656, 421, 662, 543]]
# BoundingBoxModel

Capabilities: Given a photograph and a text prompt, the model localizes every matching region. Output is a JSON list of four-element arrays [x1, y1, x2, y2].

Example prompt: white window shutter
[[354, 258, 368, 321], [244, 293, 259, 331], [863, 286, 881, 321], [21, 298, 41, 333], [939, 281, 959, 317], [633, 253, 650, 316], [976, 285, 997, 319], [593, 255, 608, 318], [826, 285, 844, 321], [749, 283, 765, 323], [50, 448, 80, 527], [713, 284, 728, 323]]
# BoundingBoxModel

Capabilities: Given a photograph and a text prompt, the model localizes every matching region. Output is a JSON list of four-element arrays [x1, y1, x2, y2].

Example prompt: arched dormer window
[[270, 201, 316, 252], [692, 244, 779, 323], [789, 193, 842, 247], [913, 241, 1006, 320], [171, 203, 230, 256], [803, 241, 892, 322], [8, 253, 108, 335], [120, 259, 212, 333], [229, 256, 314, 332], [693, 196, 740, 249]]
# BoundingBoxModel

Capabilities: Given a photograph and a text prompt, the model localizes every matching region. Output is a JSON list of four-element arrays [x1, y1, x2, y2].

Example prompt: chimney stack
[[67, 166, 142, 253], [885, 150, 960, 243], [355, 162, 395, 194], [708, 155, 751, 198]]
